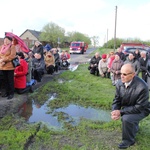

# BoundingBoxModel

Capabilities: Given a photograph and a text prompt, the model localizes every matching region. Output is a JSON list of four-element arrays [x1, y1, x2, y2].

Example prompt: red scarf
[[0, 43, 12, 54]]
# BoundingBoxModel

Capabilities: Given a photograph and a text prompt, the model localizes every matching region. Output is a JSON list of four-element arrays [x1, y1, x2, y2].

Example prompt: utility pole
[[114, 6, 117, 52], [106, 28, 108, 49]]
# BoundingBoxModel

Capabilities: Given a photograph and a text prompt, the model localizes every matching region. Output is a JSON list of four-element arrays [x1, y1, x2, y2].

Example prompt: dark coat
[[112, 76, 150, 116], [139, 57, 148, 72], [146, 59, 150, 90], [90, 56, 101, 66], [54, 52, 60, 63], [32, 57, 45, 72]]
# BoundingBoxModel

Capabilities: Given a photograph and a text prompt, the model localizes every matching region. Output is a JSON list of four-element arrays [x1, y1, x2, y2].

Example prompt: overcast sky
[[1, 0, 150, 45]]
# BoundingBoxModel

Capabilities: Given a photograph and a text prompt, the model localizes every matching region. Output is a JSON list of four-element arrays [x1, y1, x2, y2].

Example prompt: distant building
[[20, 29, 42, 48]]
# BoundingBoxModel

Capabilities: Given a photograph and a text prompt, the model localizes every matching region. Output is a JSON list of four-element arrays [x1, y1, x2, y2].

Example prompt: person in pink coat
[[14, 52, 33, 94]]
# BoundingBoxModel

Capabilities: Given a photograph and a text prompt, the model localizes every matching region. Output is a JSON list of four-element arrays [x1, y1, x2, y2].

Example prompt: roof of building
[[20, 29, 41, 39]]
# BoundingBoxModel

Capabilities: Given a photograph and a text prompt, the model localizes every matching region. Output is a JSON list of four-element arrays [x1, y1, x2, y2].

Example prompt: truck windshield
[[71, 43, 80, 47]]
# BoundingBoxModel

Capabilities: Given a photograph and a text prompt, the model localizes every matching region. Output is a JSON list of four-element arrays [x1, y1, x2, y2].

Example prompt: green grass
[[30, 63, 115, 110]]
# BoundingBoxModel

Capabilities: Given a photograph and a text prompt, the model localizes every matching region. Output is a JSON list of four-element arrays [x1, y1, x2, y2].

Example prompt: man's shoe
[[118, 142, 135, 149], [7, 95, 14, 99], [2, 93, 9, 97]]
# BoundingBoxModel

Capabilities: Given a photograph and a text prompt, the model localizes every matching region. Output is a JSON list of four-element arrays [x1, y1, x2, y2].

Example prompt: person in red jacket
[[14, 52, 33, 94]]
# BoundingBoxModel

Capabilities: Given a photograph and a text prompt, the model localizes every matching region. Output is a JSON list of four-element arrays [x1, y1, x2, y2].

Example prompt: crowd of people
[[0, 36, 70, 99], [88, 47, 150, 88], [1, 37, 150, 148]]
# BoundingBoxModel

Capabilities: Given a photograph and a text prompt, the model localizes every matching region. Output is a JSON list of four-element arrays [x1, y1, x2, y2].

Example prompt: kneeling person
[[14, 52, 33, 94], [111, 63, 150, 149]]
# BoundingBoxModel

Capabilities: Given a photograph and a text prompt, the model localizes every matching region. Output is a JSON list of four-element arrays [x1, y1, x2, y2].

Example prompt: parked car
[[120, 42, 149, 51], [123, 47, 150, 55], [123, 47, 150, 59]]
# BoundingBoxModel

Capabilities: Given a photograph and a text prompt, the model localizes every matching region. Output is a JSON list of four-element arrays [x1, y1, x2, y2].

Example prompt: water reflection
[[56, 104, 111, 122], [20, 95, 111, 128], [28, 103, 62, 128]]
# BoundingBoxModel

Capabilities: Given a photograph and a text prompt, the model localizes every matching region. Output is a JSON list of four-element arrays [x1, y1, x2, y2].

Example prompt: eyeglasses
[[121, 72, 133, 76]]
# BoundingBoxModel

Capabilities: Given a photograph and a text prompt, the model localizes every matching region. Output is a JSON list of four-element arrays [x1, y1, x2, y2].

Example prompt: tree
[[40, 22, 92, 47], [66, 31, 91, 45], [40, 22, 65, 47]]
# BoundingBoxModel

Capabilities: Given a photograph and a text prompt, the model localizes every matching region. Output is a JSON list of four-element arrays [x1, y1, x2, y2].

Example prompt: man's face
[[121, 67, 135, 83]]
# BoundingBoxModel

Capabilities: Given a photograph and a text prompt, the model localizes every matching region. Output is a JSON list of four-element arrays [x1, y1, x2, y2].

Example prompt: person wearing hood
[[0, 36, 16, 99]]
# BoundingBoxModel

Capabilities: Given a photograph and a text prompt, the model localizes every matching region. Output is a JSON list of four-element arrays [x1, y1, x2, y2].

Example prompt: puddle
[[68, 64, 79, 72], [20, 95, 111, 129], [56, 104, 111, 122]]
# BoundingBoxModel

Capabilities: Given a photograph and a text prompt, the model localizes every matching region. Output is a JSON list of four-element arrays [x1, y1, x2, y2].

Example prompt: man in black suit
[[111, 63, 150, 149]]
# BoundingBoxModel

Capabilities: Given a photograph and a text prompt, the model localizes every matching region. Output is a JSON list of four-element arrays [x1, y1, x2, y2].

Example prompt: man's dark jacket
[[112, 76, 150, 116], [90, 56, 101, 66]]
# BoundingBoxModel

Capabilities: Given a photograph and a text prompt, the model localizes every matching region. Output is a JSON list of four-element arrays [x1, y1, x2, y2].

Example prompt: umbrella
[[5, 32, 30, 53]]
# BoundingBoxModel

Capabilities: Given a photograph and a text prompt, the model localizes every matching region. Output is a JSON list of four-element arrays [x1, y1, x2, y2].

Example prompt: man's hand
[[111, 110, 121, 120], [101, 73, 104, 77]]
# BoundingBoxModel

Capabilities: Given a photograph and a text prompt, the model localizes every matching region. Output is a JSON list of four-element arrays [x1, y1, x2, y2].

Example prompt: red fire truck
[[69, 41, 88, 54]]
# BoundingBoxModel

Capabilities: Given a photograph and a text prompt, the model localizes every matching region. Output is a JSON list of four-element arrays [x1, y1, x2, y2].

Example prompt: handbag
[[12, 57, 20, 67]]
